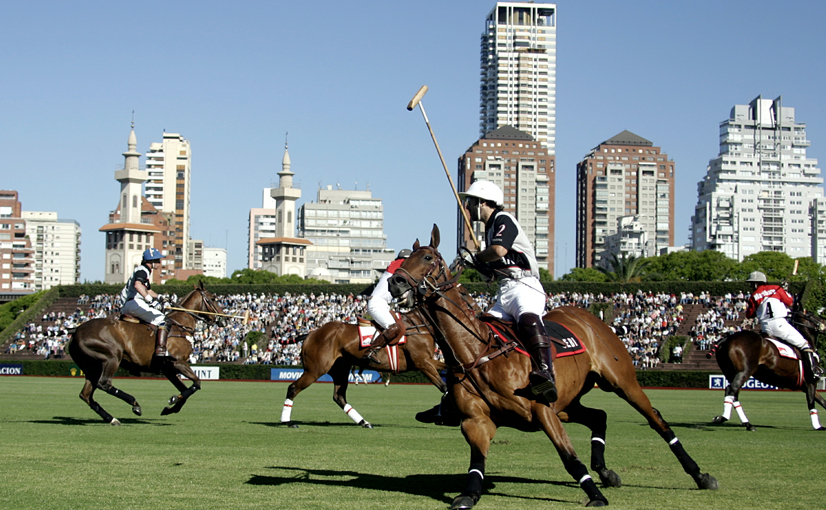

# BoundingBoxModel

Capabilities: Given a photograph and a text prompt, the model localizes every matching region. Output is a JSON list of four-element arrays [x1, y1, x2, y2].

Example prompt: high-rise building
[[575, 131, 675, 269], [691, 96, 824, 262], [457, 126, 554, 274], [299, 186, 394, 284], [248, 188, 276, 270], [480, 2, 557, 153], [100, 125, 173, 284], [145, 132, 192, 271], [22, 211, 81, 290], [0, 190, 34, 299]]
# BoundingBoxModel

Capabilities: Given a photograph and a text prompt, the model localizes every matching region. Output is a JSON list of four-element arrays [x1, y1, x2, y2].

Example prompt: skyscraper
[[0, 190, 34, 298], [22, 211, 81, 290], [691, 96, 824, 262], [575, 131, 675, 268], [480, 2, 557, 153], [145, 132, 192, 271]]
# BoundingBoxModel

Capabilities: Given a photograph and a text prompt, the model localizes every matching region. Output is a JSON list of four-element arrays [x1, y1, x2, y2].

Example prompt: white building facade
[[202, 247, 227, 278], [248, 188, 276, 270], [480, 2, 557, 153], [22, 211, 81, 290], [298, 186, 394, 284], [691, 96, 824, 263]]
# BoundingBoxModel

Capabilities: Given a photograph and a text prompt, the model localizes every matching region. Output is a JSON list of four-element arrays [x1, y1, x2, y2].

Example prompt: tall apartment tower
[[480, 2, 557, 153], [248, 188, 276, 270], [0, 190, 35, 298], [575, 131, 675, 269], [145, 132, 192, 271], [22, 211, 81, 290], [458, 126, 554, 274], [691, 96, 824, 262]]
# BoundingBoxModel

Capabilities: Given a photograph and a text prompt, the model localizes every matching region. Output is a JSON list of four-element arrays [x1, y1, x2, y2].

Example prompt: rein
[[165, 288, 221, 337]]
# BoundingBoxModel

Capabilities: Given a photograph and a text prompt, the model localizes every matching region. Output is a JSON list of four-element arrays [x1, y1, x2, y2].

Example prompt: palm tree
[[596, 252, 651, 283]]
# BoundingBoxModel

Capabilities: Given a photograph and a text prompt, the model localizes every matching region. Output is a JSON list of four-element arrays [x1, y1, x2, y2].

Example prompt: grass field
[[0, 376, 824, 510]]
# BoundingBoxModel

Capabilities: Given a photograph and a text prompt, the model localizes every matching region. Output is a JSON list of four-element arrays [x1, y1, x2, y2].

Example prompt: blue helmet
[[142, 248, 164, 262]]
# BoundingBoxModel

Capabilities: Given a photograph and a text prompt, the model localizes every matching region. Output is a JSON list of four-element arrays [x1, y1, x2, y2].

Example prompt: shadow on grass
[[27, 416, 172, 426], [247, 466, 585, 506]]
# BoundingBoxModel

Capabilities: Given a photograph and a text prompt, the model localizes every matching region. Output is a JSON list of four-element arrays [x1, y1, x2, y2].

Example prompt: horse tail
[[706, 335, 730, 359]]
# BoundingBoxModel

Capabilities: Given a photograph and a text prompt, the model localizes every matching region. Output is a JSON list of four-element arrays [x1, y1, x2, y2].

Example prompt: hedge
[[0, 359, 716, 388]]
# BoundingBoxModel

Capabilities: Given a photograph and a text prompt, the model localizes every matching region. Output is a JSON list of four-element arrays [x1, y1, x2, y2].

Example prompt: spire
[[281, 132, 292, 172]]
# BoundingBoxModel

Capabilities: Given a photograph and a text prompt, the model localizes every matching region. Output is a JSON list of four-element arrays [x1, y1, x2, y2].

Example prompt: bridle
[[391, 246, 460, 301], [166, 288, 222, 334], [792, 309, 826, 348]]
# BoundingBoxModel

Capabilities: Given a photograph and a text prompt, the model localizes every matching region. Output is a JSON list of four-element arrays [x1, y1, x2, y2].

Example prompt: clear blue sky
[[2, 1, 824, 281]]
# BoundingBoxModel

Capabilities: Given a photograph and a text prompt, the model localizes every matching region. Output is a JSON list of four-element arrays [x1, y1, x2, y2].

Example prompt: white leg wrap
[[343, 404, 365, 424], [734, 401, 749, 423], [468, 469, 484, 479], [281, 399, 293, 423], [591, 437, 605, 445], [722, 395, 734, 420], [579, 474, 592, 484], [811, 409, 821, 430]]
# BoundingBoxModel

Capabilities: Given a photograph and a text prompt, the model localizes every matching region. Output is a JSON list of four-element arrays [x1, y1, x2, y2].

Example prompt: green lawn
[[0, 377, 823, 509]]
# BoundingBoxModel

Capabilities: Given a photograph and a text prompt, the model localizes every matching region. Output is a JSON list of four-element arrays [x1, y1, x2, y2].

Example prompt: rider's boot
[[518, 314, 558, 403], [153, 326, 174, 363], [365, 323, 399, 364], [802, 348, 822, 384]]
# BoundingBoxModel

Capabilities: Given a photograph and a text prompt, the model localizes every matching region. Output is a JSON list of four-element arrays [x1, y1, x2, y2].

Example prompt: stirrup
[[530, 370, 558, 402], [364, 349, 380, 364]]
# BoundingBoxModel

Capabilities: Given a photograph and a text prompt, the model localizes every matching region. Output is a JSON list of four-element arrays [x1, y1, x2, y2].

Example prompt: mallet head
[[407, 85, 429, 111]]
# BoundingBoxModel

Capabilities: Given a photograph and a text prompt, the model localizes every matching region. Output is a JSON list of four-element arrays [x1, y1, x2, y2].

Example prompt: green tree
[[559, 267, 607, 282], [736, 252, 797, 282], [597, 252, 650, 283], [644, 250, 738, 281]]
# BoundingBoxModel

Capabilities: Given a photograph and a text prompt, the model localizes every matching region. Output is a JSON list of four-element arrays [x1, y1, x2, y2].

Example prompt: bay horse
[[389, 225, 717, 509], [280, 307, 448, 428], [710, 309, 826, 430], [67, 281, 224, 425]]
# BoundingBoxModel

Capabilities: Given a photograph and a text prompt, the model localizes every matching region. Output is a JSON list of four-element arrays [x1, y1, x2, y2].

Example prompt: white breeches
[[122, 299, 165, 326], [487, 276, 547, 321], [762, 318, 809, 350], [367, 272, 395, 330]]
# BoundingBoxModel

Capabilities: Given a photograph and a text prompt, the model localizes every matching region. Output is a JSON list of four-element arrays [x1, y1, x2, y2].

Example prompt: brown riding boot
[[153, 326, 173, 361], [365, 323, 399, 364]]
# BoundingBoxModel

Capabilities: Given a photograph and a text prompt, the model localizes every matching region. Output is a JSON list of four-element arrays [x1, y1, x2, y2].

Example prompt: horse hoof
[[110, 418, 121, 426], [817, 426, 826, 431], [745, 423, 756, 432], [168, 395, 180, 406], [585, 498, 608, 507], [450, 494, 478, 510], [359, 420, 373, 429], [132, 405, 142, 416], [598, 469, 622, 488], [696, 473, 719, 490], [711, 415, 727, 424], [161, 407, 173, 416]]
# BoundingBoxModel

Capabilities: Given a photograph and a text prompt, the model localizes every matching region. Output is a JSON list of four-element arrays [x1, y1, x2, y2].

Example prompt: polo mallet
[[166, 306, 250, 325], [407, 85, 480, 250]]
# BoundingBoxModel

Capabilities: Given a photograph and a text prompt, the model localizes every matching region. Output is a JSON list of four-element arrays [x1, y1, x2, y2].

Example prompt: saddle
[[478, 313, 586, 357], [357, 314, 405, 346], [118, 314, 157, 333]]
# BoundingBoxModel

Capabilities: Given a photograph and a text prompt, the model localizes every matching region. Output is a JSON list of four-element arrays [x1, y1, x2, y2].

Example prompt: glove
[[148, 296, 164, 311]]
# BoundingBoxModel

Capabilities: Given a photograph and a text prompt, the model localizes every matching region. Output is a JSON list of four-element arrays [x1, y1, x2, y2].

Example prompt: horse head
[[177, 281, 226, 326], [792, 309, 826, 349], [389, 224, 452, 303]]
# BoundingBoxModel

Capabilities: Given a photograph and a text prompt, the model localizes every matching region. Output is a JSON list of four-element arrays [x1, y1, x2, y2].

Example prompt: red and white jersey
[[746, 284, 794, 321]]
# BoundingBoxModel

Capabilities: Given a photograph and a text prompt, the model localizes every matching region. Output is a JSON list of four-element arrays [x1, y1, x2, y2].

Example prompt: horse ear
[[197, 280, 205, 291], [430, 224, 440, 249], [413, 239, 420, 250]]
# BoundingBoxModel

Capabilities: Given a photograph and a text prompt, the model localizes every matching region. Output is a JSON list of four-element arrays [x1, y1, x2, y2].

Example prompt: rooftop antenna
[[131, 110, 135, 129], [285, 131, 289, 149]]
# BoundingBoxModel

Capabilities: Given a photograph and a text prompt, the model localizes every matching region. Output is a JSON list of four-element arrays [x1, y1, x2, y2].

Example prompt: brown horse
[[710, 309, 826, 431], [280, 307, 448, 428], [389, 225, 717, 509], [67, 282, 224, 425]]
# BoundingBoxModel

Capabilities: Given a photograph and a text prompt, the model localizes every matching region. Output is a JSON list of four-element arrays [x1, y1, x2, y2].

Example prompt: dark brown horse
[[710, 309, 826, 431], [389, 225, 717, 509], [280, 307, 448, 428], [68, 282, 224, 425]]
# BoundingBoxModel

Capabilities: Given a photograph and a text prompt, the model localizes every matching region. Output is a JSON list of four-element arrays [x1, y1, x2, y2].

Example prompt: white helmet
[[746, 271, 767, 283], [459, 180, 504, 207]]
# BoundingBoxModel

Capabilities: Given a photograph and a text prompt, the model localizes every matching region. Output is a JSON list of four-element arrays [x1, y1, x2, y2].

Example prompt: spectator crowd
[[5, 288, 751, 368]]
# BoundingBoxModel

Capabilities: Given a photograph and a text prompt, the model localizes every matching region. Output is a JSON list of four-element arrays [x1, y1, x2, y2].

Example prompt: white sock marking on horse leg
[[722, 395, 734, 420], [343, 404, 365, 424], [811, 409, 821, 429], [734, 401, 749, 423], [280, 399, 293, 423]]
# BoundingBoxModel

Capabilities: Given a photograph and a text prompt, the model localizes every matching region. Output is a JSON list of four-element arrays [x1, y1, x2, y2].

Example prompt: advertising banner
[[271, 368, 382, 383], [182, 366, 220, 380], [0, 364, 23, 375], [709, 375, 778, 390]]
